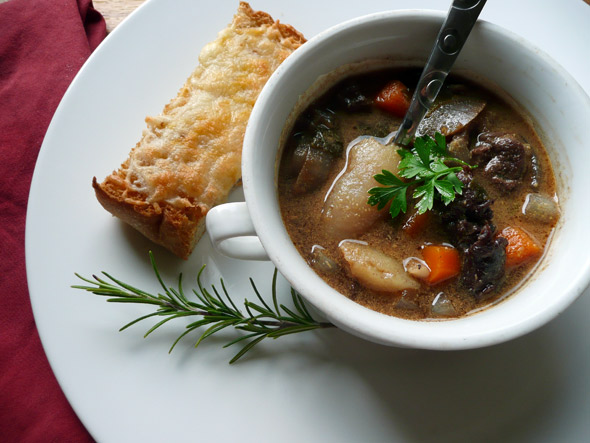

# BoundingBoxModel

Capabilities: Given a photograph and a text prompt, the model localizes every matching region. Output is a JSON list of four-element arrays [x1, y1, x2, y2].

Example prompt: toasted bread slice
[[93, 2, 305, 258]]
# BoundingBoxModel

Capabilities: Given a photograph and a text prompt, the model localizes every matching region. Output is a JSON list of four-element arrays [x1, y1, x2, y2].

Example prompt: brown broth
[[278, 68, 558, 320]]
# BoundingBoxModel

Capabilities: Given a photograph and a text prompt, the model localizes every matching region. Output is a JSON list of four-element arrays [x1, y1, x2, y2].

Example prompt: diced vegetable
[[402, 211, 431, 238], [310, 246, 339, 274], [422, 245, 461, 285], [394, 291, 421, 311], [522, 193, 560, 224], [339, 241, 420, 293], [431, 292, 457, 317], [403, 257, 431, 279], [499, 226, 542, 267], [375, 80, 411, 118]]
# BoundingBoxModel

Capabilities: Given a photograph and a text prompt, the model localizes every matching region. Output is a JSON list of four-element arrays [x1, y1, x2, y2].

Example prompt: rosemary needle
[[72, 251, 334, 364]]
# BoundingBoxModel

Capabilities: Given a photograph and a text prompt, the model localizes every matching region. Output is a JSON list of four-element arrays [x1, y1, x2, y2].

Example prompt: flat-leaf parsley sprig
[[368, 132, 473, 218], [73, 252, 334, 364]]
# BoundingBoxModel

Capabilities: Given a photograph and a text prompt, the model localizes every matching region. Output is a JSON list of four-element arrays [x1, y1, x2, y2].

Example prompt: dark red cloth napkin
[[0, 0, 106, 441]]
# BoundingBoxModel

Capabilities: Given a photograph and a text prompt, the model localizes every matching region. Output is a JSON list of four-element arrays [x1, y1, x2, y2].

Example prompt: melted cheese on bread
[[94, 2, 305, 258]]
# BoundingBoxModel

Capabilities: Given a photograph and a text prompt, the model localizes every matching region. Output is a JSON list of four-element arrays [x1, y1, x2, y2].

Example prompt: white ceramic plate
[[26, 0, 590, 441]]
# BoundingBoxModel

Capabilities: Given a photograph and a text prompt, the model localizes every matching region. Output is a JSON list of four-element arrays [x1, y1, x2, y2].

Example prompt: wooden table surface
[[95, 0, 146, 32], [97, 0, 589, 32]]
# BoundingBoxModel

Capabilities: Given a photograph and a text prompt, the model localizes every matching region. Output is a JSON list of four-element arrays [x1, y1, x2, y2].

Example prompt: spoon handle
[[393, 0, 487, 146]]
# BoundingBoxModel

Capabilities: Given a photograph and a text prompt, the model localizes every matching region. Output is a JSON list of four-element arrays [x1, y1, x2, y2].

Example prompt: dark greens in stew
[[278, 68, 559, 320]]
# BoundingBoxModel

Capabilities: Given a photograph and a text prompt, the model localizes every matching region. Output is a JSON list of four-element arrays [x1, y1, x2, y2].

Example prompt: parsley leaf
[[367, 132, 474, 219], [412, 136, 432, 169], [433, 132, 448, 157], [368, 170, 411, 218]]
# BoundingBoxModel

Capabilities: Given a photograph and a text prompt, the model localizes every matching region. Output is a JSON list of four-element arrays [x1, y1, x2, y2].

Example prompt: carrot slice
[[375, 80, 411, 117], [499, 226, 542, 267], [403, 211, 431, 238], [422, 245, 461, 285]]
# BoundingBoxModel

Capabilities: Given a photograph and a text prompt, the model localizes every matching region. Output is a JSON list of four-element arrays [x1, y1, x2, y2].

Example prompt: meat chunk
[[471, 132, 528, 192], [461, 224, 508, 299], [435, 168, 507, 297], [435, 168, 493, 249]]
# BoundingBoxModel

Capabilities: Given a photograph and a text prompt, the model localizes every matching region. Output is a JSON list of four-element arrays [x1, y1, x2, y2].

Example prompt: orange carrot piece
[[422, 245, 461, 285], [375, 80, 411, 117], [499, 226, 542, 267], [403, 211, 431, 238]]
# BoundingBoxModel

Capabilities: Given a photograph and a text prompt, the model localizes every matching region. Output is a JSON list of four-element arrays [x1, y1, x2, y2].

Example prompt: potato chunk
[[322, 137, 400, 239], [339, 241, 420, 293]]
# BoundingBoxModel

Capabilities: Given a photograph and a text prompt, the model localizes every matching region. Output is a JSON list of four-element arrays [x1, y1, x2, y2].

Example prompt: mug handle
[[206, 202, 269, 261]]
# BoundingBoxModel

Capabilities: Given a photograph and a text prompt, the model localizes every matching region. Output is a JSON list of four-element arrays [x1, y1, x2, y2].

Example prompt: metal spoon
[[393, 0, 487, 146]]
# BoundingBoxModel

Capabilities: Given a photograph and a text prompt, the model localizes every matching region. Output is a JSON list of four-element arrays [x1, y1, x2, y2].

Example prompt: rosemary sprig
[[72, 252, 334, 364]]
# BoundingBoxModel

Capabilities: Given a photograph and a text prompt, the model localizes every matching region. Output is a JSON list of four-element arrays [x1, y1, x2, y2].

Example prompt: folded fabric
[[0, 0, 106, 441]]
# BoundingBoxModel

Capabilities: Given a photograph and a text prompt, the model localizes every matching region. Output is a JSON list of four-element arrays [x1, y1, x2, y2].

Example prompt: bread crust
[[93, 2, 305, 259]]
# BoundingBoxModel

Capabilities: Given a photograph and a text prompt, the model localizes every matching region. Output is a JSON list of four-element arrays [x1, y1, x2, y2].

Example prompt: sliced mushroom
[[417, 96, 486, 137], [339, 241, 420, 293], [322, 137, 401, 239]]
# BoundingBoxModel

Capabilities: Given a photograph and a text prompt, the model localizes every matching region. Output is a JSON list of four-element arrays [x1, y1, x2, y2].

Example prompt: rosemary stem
[[74, 252, 335, 363]]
